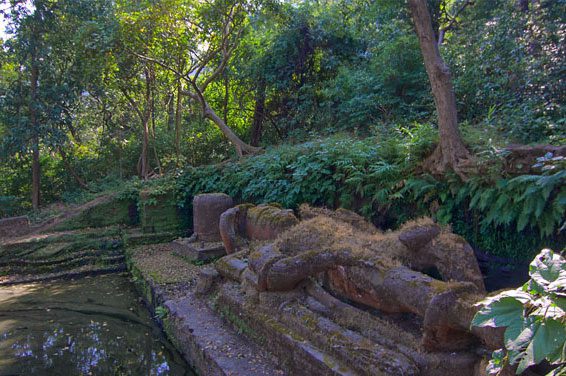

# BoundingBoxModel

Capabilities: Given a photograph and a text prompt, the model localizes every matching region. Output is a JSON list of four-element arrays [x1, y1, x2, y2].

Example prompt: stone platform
[[171, 238, 226, 262]]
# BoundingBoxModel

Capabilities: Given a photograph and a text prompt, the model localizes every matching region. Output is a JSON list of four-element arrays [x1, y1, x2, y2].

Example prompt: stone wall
[[0, 216, 30, 239], [140, 190, 187, 234]]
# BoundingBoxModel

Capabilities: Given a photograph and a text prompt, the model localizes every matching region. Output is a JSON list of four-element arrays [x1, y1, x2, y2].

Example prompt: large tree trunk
[[175, 79, 183, 165], [29, 56, 40, 211], [408, 0, 472, 178], [250, 78, 266, 147]]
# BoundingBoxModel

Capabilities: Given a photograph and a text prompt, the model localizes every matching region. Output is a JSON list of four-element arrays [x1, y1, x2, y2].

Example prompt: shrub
[[472, 249, 565, 375]]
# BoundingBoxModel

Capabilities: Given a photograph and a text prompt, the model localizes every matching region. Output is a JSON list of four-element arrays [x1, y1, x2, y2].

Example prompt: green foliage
[[447, 0, 565, 143], [154, 305, 169, 319], [175, 133, 563, 260], [0, 196, 26, 217], [472, 249, 566, 375], [401, 166, 565, 259]]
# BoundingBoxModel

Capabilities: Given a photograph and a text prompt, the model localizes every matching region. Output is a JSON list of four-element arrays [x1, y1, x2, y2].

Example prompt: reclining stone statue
[[197, 198, 502, 375]]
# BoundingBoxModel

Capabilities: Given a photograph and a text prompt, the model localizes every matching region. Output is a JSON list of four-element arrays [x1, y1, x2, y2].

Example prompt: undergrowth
[[172, 131, 564, 260], [39, 128, 564, 261]]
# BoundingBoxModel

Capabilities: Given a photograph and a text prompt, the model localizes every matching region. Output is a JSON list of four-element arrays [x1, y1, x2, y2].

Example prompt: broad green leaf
[[472, 297, 525, 329], [508, 319, 537, 353], [486, 349, 507, 375], [515, 322, 540, 373], [545, 331, 566, 365], [530, 319, 566, 365], [530, 249, 565, 288]]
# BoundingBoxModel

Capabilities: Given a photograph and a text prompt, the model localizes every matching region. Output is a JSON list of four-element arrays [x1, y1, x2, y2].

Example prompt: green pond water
[[0, 274, 193, 376]]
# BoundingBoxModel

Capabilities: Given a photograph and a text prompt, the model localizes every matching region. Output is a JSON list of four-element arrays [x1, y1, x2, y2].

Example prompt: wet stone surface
[[0, 274, 193, 376]]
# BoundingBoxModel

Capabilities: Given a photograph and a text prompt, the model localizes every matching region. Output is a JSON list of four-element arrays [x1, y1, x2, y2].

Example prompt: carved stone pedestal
[[171, 193, 234, 261]]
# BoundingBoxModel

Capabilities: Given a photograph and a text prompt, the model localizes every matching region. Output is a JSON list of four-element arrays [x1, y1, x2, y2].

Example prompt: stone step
[[216, 283, 360, 376], [0, 263, 127, 286], [0, 254, 125, 275], [165, 292, 288, 376], [0, 235, 122, 261], [0, 248, 113, 267]]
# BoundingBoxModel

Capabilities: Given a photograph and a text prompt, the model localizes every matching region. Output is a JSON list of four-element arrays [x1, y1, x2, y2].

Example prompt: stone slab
[[217, 283, 357, 376], [171, 239, 226, 261], [166, 293, 285, 376]]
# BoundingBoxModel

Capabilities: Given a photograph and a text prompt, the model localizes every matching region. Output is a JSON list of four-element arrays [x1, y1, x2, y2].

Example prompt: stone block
[[0, 216, 29, 238], [193, 193, 233, 242], [171, 238, 226, 262]]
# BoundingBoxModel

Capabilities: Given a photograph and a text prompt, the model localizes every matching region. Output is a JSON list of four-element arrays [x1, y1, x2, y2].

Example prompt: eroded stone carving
[[219, 203, 298, 254], [206, 204, 498, 375]]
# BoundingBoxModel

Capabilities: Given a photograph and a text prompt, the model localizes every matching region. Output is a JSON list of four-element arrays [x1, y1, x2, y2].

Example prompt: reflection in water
[[0, 274, 193, 375]]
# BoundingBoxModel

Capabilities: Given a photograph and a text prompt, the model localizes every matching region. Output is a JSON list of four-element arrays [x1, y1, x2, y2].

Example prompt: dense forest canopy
[[0, 0, 564, 249]]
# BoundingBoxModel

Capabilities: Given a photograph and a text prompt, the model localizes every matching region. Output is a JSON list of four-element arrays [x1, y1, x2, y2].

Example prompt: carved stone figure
[[205, 204, 499, 375]]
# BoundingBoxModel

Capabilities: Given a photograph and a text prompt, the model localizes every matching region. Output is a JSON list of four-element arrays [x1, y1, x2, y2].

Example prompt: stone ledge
[[125, 244, 284, 376]]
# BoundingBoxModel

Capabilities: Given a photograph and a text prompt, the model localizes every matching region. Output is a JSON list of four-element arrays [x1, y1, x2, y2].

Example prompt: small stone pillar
[[193, 193, 233, 241], [171, 193, 233, 262]]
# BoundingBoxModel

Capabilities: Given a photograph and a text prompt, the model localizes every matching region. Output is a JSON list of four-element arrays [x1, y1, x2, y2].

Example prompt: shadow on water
[[0, 273, 194, 376]]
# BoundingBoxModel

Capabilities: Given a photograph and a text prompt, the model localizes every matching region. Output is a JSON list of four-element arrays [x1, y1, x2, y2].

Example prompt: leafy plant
[[154, 305, 168, 320], [472, 249, 566, 375]]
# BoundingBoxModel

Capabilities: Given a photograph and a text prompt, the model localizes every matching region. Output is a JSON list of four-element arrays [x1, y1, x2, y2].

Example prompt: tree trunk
[[250, 78, 266, 147], [183, 80, 262, 157], [408, 0, 472, 178], [140, 68, 151, 179], [223, 73, 229, 125], [175, 80, 183, 165], [166, 92, 175, 131], [203, 102, 261, 157], [29, 55, 40, 211], [59, 147, 88, 189]]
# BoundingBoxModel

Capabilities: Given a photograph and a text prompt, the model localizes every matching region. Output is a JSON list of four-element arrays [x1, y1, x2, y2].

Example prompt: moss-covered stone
[[54, 196, 137, 231], [139, 190, 187, 234]]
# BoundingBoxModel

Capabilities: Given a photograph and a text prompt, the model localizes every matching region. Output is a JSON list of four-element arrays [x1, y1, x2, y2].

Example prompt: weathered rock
[[401, 232, 486, 292], [245, 204, 298, 240], [212, 207, 493, 372], [399, 224, 441, 250], [219, 204, 251, 254], [171, 238, 226, 262], [195, 266, 219, 296], [215, 251, 248, 282], [219, 203, 298, 254], [0, 216, 29, 239], [193, 193, 233, 242]]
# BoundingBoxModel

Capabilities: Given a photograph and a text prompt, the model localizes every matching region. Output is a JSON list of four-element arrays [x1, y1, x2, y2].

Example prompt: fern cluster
[[402, 169, 565, 259]]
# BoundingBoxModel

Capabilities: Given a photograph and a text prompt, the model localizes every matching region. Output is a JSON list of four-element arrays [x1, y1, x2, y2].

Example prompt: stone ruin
[[0, 216, 30, 239], [171, 193, 233, 261], [186, 193, 504, 375]]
